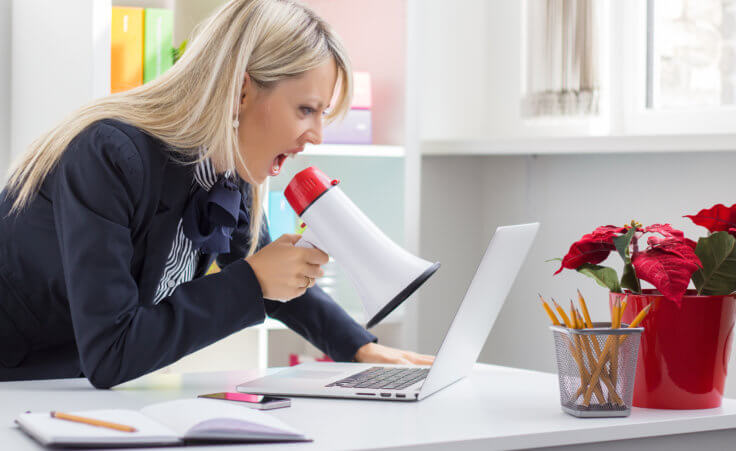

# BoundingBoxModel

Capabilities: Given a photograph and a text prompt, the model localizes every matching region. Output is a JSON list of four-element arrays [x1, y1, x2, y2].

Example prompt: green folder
[[143, 8, 174, 83]]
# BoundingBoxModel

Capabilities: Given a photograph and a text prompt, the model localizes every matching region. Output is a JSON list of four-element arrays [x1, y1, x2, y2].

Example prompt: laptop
[[237, 222, 539, 402]]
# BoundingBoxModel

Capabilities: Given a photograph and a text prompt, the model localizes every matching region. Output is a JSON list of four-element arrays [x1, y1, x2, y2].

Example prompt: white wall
[[417, 0, 609, 143], [419, 151, 736, 397], [416, 0, 492, 142], [0, 0, 10, 180], [11, 0, 111, 160]]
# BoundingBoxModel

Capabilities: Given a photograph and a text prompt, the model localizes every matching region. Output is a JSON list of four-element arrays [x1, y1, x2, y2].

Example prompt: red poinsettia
[[555, 203, 736, 303], [632, 237, 701, 302], [684, 204, 736, 236], [644, 223, 684, 239], [554, 221, 702, 305], [644, 223, 698, 250], [554, 225, 627, 275]]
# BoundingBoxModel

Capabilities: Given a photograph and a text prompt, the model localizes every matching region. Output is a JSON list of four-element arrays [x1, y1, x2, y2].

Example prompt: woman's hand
[[353, 342, 435, 366], [245, 234, 328, 301]]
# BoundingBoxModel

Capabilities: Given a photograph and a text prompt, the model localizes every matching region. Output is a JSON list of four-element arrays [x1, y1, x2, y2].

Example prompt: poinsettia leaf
[[620, 263, 641, 293], [554, 226, 626, 275], [576, 263, 622, 293], [685, 203, 736, 234], [613, 227, 637, 264], [693, 231, 736, 295], [644, 223, 685, 239], [555, 243, 615, 275], [632, 241, 701, 305]]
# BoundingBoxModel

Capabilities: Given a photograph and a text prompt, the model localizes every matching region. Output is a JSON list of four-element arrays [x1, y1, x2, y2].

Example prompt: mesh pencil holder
[[550, 322, 643, 418]]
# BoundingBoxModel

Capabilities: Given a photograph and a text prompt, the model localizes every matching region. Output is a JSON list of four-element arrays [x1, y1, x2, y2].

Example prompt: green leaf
[[693, 231, 736, 295], [576, 263, 622, 293], [614, 227, 637, 263], [620, 263, 641, 293], [614, 227, 640, 293]]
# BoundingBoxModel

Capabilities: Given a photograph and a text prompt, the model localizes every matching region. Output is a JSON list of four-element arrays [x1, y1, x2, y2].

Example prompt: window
[[647, 0, 736, 110], [517, 0, 736, 138], [617, 0, 736, 136], [522, 0, 604, 118]]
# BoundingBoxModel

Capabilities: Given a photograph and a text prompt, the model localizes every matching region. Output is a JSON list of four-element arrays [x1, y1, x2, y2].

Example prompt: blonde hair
[[5, 0, 352, 256]]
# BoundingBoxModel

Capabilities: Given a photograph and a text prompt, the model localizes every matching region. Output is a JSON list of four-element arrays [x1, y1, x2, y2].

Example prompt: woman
[[0, 0, 432, 388]]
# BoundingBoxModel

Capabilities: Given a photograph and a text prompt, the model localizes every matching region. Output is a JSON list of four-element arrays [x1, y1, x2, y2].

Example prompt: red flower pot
[[610, 290, 736, 409]]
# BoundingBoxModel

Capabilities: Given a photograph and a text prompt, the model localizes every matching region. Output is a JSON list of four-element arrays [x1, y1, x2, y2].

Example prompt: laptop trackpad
[[275, 370, 344, 379]]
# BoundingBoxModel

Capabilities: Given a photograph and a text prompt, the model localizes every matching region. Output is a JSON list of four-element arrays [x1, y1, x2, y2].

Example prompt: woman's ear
[[239, 72, 252, 108]]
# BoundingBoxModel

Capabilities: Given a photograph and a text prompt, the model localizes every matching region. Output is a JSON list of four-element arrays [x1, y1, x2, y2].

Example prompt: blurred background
[[3, 0, 736, 394]]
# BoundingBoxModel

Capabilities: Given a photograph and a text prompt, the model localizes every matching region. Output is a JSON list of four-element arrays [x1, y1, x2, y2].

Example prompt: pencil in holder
[[550, 322, 643, 418]]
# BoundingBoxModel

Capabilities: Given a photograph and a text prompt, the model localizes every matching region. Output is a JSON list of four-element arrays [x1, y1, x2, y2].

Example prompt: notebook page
[[140, 398, 305, 440], [16, 410, 180, 446]]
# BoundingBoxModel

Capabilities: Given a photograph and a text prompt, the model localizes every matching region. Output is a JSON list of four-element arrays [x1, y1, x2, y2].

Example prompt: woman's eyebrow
[[303, 97, 330, 110]]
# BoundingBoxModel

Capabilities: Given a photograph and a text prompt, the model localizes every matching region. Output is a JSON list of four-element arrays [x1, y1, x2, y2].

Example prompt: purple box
[[322, 109, 371, 144]]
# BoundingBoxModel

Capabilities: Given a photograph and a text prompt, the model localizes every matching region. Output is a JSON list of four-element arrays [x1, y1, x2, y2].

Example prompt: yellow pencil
[[575, 307, 585, 330], [577, 289, 594, 328], [619, 300, 628, 325], [628, 303, 651, 328], [539, 294, 561, 326], [611, 297, 621, 328], [552, 299, 573, 328], [611, 297, 627, 394], [581, 302, 652, 405], [570, 300, 579, 329], [50, 411, 137, 433]]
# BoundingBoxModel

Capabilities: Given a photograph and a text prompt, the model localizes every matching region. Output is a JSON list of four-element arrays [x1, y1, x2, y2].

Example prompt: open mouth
[[270, 148, 303, 176]]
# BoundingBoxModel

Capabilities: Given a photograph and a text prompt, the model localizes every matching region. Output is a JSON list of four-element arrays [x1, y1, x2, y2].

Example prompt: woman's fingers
[[379, 354, 410, 365], [407, 353, 435, 365], [279, 233, 303, 245], [302, 247, 329, 265], [246, 233, 329, 301], [302, 263, 324, 279]]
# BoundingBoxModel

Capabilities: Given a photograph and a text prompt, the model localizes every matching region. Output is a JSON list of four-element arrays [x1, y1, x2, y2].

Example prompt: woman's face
[[235, 58, 338, 184]]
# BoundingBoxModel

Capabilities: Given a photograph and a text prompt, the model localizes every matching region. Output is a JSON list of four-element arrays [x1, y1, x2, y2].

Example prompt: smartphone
[[197, 392, 291, 410]]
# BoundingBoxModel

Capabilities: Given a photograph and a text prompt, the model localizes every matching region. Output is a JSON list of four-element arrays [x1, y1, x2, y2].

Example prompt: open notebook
[[16, 398, 310, 447]]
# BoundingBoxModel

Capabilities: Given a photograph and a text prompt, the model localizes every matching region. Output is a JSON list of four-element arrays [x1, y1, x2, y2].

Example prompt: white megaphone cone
[[284, 167, 440, 328]]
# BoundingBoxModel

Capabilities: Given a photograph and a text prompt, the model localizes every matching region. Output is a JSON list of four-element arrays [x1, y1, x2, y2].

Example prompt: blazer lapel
[[137, 158, 194, 305]]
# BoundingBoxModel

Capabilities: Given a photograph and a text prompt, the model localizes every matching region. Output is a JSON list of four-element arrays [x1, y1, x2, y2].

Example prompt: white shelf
[[302, 143, 404, 158], [421, 134, 736, 156]]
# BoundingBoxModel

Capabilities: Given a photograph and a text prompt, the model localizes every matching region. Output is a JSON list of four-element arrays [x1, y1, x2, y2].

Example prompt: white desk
[[2, 364, 736, 450]]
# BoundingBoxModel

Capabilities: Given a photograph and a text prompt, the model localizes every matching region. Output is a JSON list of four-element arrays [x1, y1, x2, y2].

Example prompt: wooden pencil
[[582, 302, 651, 406], [50, 411, 137, 433]]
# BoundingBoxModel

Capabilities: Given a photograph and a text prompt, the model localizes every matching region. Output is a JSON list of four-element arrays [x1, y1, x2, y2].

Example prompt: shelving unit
[[11, 0, 418, 373], [421, 135, 736, 156], [302, 144, 404, 158]]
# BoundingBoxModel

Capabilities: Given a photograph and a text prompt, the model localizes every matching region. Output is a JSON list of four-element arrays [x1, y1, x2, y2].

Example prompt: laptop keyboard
[[325, 367, 429, 390]]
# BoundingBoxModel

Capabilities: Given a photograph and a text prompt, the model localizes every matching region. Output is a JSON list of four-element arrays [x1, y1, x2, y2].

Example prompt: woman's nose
[[307, 121, 323, 145]]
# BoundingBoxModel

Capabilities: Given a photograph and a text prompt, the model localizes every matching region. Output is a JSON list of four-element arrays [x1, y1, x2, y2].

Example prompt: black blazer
[[0, 119, 376, 388]]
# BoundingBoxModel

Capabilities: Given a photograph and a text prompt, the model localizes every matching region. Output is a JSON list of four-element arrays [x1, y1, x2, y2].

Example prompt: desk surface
[[2, 364, 736, 450]]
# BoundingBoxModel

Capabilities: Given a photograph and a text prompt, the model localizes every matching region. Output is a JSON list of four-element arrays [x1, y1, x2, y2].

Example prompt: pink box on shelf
[[352, 72, 372, 109], [322, 108, 372, 144], [330, 71, 372, 110]]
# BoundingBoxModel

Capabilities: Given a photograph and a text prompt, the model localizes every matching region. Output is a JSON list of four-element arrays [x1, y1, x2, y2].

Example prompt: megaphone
[[284, 167, 440, 328]]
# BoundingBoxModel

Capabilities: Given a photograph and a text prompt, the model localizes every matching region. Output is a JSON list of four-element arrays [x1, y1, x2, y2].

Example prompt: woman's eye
[[300, 106, 315, 115]]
